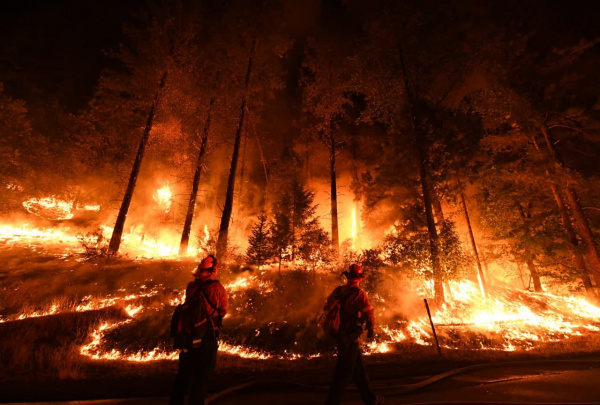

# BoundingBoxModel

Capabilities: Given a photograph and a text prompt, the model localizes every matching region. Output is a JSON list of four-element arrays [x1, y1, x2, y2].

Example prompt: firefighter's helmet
[[192, 255, 219, 277], [343, 263, 364, 280]]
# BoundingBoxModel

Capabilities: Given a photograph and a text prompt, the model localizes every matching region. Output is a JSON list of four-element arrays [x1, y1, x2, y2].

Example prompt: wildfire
[[370, 280, 600, 353], [351, 204, 358, 250], [0, 224, 74, 243], [153, 182, 173, 213], [79, 204, 101, 211], [22, 197, 74, 220], [3, 222, 600, 361]]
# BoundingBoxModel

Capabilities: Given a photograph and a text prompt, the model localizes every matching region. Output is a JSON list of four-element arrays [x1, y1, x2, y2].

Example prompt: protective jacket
[[325, 285, 374, 342], [185, 278, 228, 329]]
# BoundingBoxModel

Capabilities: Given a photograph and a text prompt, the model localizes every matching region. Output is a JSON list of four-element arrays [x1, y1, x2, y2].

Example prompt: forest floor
[[2, 240, 600, 403]]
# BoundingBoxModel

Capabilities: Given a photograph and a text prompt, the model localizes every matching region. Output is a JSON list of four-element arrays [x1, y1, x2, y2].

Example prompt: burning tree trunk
[[540, 125, 600, 285], [179, 95, 214, 255], [398, 46, 444, 303], [525, 258, 543, 292], [216, 42, 255, 259], [565, 188, 600, 285], [458, 183, 487, 295], [516, 203, 543, 292], [531, 132, 595, 294], [108, 72, 168, 254], [329, 125, 340, 253], [549, 180, 596, 295], [431, 191, 445, 226]]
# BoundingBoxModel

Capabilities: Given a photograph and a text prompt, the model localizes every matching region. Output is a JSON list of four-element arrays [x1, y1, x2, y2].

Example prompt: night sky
[[0, 0, 143, 112], [2, 0, 599, 114]]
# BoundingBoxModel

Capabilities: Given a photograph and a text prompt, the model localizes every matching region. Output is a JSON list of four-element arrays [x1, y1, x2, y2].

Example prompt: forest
[[2, 0, 600, 382]]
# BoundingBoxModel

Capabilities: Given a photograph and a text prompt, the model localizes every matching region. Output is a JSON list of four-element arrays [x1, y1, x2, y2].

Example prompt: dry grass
[[2, 244, 600, 384]]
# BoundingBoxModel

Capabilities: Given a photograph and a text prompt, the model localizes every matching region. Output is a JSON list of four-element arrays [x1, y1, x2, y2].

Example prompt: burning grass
[[2, 233, 600, 383]]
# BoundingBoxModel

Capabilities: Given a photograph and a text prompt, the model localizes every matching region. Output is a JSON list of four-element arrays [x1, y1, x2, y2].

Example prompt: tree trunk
[[525, 258, 543, 292], [516, 261, 527, 289], [459, 185, 487, 296], [398, 46, 444, 303], [516, 203, 543, 292], [330, 128, 339, 253], [349, 136, 362, 250], [179, 96, 214, 255], [216, 42, 255, 259], [108, 72, 167, 254], [431, 191, 445, 226], [565, 187, 600, 285], [481, 251, 491, 282], [540, 125, 600, 285], [549, 180, 596, 295]]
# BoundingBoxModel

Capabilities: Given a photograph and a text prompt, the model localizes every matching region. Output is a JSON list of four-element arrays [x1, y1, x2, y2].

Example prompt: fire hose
[[205, 358, 600, 404]]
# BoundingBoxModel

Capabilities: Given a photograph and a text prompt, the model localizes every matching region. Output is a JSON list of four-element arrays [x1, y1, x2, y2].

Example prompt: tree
[[86, 0, 205, 254], [299, 0, 361, 254], [216, 40, 256, 259], [246, 214, 272, 266], [0, 84, 42, 211], [268, 178, 327, 270], [215, 0, 288, 259]]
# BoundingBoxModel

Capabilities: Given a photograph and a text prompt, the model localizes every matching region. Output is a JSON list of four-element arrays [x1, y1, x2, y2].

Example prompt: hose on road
[[205, 358, 600, 404]]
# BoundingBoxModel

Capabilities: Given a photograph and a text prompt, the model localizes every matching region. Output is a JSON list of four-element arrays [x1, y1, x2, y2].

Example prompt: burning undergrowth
[[2, 232, 600, 380]]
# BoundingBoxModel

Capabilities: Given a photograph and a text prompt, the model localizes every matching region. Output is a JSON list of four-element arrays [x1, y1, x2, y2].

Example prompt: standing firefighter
[[170, 255, 228, 405], [323, 264, 383, 405]]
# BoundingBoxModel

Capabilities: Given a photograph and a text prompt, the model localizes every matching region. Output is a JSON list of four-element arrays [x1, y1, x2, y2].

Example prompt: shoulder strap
[[337, 287, 358, 309], [185, 281, 203, 304], [199, 280, 219, 316], [339, 286, 359, 314]]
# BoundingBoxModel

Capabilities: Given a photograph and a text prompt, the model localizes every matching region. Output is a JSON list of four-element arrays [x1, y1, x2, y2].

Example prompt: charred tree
[[540, 125, 600, 286], [458, 183, 487, 295], [516, 203, 543, 292], [549, 179, 596, 295], [525, 258, 543, 292], [531, 133, 595, 295], [431, 191, 445, 226], [398, 46, 444, 303], [216, 41, 255, 259], [179, 96, 214, 255], [329, 125, 340, 253], [565, 188, 600, 284], [108, 72, 168, 254]]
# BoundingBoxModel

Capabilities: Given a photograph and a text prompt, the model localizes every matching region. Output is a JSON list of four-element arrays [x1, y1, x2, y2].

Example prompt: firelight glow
[[153, 182, 173, 213]]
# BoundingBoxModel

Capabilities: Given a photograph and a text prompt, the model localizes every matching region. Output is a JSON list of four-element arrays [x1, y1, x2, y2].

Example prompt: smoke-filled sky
[[1, 0, 598, 114]]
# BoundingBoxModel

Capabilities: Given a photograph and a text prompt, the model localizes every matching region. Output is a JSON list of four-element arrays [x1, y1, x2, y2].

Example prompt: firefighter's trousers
[[326, 339, 377, 405], [169, 332, 218, 405]]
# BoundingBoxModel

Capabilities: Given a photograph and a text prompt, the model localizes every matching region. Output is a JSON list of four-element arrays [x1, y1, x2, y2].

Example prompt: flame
[[203, 224, 210, 244], [351, 204, 358, 250], [0, 224, 73, 243], [368, 280, 600, 354], [80, 204, 101, 211], [3, 219, 600, 360], [22, 197, 74, 220], [153, 182, 173, 213]]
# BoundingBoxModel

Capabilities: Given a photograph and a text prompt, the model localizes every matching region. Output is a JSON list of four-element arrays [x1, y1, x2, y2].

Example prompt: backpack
[[319, 286, 359, 338], [170, 280, 219, 350]]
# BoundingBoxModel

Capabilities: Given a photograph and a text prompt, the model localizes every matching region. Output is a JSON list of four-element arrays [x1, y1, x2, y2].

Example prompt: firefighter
[[324, 264, 384, 405], [170, 255, 228, 405]]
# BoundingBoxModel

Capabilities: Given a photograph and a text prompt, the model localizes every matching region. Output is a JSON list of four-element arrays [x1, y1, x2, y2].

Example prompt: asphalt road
[[5, 360, 600, 404]]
